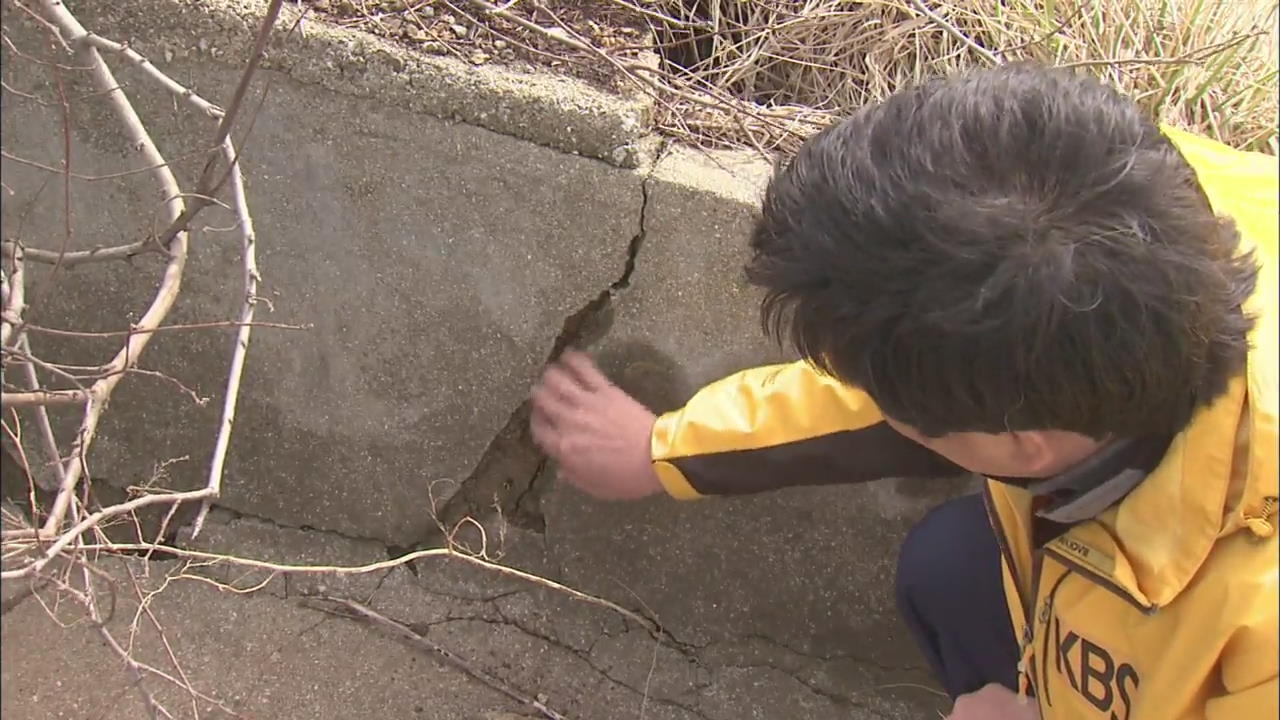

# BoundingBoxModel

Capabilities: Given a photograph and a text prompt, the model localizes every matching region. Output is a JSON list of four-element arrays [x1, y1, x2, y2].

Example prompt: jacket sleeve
[[1205, 677, 1278, 720], [649, 361, 963, 499], [1205, 586, 1279, 720]]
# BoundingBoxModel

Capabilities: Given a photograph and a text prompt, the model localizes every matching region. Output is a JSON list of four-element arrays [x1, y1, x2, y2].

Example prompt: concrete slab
[[1, 9, 642, 545]]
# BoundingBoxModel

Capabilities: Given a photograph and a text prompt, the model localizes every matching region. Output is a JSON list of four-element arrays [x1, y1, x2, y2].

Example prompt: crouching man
[[530, 64, 1278, 720]]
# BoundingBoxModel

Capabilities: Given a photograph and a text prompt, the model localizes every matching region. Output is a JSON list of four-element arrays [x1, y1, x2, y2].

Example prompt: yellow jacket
[[648, 129, 1278, 720]]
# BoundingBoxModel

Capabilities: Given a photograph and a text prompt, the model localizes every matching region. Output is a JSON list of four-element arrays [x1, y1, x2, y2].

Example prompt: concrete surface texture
[[87, 0, 656, 168], [1, 0, 968, 717]]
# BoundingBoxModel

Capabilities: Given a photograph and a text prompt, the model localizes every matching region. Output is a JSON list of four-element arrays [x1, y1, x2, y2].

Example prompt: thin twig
[[79, 34, 224, 118], [193, 0, 286, 195], [8, 0, 72, 51], [21, 319, 307, 339], [121, 562, 203, 719], [303, 596, 571, 720], [0, 147, 219, 183], [124, 369, 209, 406], [93, 622, 170, 720], [909, 0, 1000, 66], [3, 343, 89, 389]]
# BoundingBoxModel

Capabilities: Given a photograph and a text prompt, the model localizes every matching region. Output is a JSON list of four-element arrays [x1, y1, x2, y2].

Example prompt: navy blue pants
[[895, 493, 1020, 699]]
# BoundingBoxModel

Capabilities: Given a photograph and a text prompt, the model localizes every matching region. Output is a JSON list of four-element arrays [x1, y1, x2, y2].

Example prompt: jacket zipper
[[1043, 548, 1157, 615], [981, 486, 1039, 699], [1038, 570, 1070, 708]]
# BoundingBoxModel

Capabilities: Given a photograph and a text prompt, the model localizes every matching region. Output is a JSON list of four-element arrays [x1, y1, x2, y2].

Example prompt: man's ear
[[1010, 430, 1057, 476]]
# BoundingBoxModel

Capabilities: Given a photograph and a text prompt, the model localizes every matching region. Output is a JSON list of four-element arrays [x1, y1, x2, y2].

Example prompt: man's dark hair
[[745, 63, 1258, 438]]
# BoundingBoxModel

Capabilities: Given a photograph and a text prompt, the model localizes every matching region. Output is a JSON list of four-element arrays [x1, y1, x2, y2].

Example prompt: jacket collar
[[1058, 374, 1251, 610], [992, 435, 1171, 525]]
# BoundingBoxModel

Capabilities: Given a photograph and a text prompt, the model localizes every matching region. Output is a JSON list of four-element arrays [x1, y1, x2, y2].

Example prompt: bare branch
[[35, 0, 194, 535], [23, 319, 307, 339], [4, 239, 164, 266], [189, 138, 261, 539], [78, 33, 224, 118], [193, 0, 287, 196], [13, 335, 69, 490], [1, 243, 24, 348], [1, 387, 91, 407]]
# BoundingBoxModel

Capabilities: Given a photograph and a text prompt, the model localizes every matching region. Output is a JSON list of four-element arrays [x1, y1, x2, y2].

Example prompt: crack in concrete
[[199, 503, 390, 547], [456, 607, 716, 720], [722, 631, 925, 674], [717, 661, 890, 716], [420, 163, 658, 547]]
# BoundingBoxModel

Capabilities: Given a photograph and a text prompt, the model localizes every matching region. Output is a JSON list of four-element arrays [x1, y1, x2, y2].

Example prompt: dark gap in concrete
[[419, 172, 654, 549]]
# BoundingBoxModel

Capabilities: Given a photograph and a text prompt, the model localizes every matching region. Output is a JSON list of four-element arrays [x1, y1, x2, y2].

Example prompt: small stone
[[469, 51, 489, 64], [163, 46, 174, 63], [492, 39, 508, 50], [499, 48, 515, 61], [450, 23, 469, 38], [422, 41, 447, 55], [419, 5, 435, 17], [406, 26, 427, 42], [197, 37, 210, 52]]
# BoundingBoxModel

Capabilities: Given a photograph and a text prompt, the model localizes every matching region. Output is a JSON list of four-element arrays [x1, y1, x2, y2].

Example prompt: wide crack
[[419, 169, 656, 547]]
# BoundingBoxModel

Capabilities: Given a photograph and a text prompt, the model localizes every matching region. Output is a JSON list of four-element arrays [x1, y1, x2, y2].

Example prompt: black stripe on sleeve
[[670, 421, 966, 496]]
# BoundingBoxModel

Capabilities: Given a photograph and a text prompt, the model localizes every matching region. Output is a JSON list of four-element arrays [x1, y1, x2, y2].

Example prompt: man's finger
[[559, 350, 610, 392], [539, 364, 589, 406], [530, 382, 577, 423], [529, 405, 562, 456]]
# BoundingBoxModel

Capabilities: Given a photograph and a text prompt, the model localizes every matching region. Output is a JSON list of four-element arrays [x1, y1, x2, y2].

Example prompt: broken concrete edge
[[406, 140, 779, 548], [81, 0, 666, 167]]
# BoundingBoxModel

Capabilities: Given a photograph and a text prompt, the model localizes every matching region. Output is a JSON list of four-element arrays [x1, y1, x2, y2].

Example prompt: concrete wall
[[1, 1, 972, 717]]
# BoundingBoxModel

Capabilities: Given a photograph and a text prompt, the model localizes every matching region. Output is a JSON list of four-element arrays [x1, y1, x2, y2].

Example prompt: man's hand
[[530, 351, 663, 500], [948, 684, 1041, 720]]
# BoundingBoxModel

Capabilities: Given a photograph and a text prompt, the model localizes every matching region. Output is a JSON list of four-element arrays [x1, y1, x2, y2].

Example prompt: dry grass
[[651, 0, 1279, 154], [311, 0, 1278, 154]]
